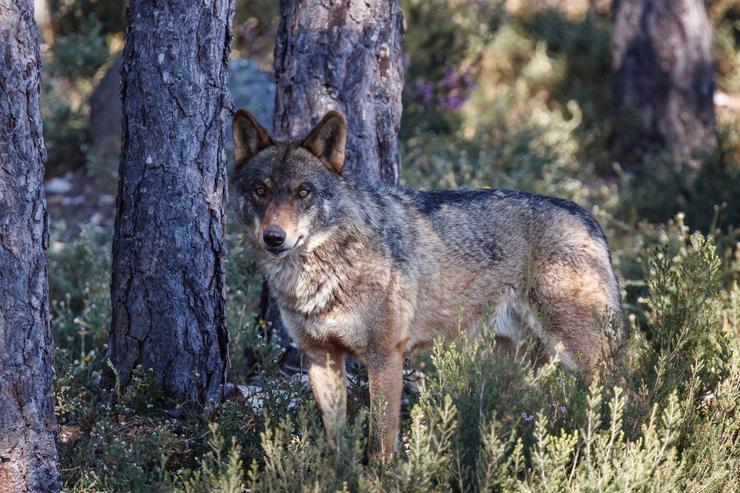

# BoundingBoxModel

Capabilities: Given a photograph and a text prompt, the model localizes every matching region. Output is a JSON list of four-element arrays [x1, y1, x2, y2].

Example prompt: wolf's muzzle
[[263, 226, 287, 249]]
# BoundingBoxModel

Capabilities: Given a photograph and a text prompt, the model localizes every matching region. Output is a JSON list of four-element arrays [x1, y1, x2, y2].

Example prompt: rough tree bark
[[612, 0, 716, 169], [0, 1, 59, 491], [110, 0, 235, 404], [273, 0, 405, 183], [257, 0, 405, 368]]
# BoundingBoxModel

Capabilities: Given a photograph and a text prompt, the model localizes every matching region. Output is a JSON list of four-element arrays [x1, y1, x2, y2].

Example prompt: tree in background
[[256, 0, 405, 368], [612, 0, 716, 169], [273, 0, 404, 183], [0, 1, 59, 490], [109, 0, 234, 405]]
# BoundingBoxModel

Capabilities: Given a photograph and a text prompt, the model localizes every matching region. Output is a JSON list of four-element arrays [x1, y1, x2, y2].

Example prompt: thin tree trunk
[[612, 0, 716, 169], [110, 0, 235, 405], [257, 0, 405, 369], [0, 1, 59, 491]]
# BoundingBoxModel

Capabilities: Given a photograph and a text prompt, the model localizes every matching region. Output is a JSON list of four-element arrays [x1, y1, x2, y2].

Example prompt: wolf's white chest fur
[[261, 252, 370, 349], [263, 255, 341, 315]]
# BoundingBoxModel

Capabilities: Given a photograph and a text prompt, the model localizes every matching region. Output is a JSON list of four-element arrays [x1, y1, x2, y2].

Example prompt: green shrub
[[175, 424, 244, 493], [48, 17, 111, 80], [41, 81, 87, 171], [614, 119, 740, 232], [47, 0, 127, 37], [710, 0, 740, 94], [636, 232, 730, 407]]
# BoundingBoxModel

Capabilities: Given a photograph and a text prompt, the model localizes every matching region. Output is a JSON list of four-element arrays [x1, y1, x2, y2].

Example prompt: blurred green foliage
[[400, 0, 740, 234], [233, 0, 279, 65], [401, 0, 503, 135], [42, 5, 116, 172], [47, 0, 126, 37], [711, 0, 740, 93], [48, 17, 110, 80], [41, 81, 88, 172]]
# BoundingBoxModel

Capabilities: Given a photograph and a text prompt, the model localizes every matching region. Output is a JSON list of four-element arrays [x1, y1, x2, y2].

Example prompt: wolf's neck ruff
[[260, 217, 370, 319]]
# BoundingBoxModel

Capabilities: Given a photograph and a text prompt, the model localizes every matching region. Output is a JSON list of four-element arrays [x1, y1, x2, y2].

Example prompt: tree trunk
[[256, 0, 405, 371], [273, 0, 405, 184], [0, 1, 59, 491], [612, 0, 716, 169], [110, 0, 234, 405]]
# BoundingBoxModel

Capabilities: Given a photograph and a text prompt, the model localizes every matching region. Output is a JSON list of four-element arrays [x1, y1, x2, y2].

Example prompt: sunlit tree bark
[[109, 0, 235, 404]]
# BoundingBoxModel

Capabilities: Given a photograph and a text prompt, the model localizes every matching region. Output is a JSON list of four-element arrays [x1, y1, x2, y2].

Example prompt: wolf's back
[[403, 187, 607, 247], [389, 187, 622, 321]]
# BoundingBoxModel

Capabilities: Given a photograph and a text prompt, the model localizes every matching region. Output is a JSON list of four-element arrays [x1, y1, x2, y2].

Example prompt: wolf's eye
[[254, 186, 266, 197], [297, 188, 311, 198]]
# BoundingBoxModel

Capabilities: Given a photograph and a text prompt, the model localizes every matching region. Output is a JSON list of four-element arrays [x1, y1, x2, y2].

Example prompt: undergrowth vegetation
[[51, 219, 740, 491], [44, 0, 740, 491]]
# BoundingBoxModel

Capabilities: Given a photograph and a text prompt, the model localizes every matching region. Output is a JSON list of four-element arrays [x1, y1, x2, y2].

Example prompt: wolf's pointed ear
[[302, 111, 347, 173], [232, 109, 272, 166]]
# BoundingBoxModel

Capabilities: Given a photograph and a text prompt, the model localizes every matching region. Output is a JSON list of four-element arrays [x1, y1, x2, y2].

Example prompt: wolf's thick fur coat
[[231, 110, 621, 457]]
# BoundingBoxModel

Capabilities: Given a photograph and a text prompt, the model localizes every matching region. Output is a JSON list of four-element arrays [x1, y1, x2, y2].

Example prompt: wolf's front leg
[[367, 350, 404, 460], [305, 346, 347, 449]]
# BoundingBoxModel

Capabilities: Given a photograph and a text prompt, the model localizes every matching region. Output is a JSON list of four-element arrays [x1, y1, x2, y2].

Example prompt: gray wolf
[[231, 109, 622, 458]]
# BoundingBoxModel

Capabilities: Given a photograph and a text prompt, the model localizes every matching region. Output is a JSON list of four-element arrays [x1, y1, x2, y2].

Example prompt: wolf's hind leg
[[528, 252, 619, 378], [493, 335, 517, 357], [366, 349, 404, 461], [305, 345, 347, 449], [531, 292, 612, 377]]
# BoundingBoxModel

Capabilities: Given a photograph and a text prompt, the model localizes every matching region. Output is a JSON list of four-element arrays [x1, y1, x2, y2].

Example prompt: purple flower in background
[[548, 402, 568, 418], [521, 412, 535, 423], [462, 70, 477, 90], [440, 95, 465, 110], [411, 66, 477, 112], [415, 80, 434, 103], [442, 65, 459, 88], [441, 66, 476, 111]]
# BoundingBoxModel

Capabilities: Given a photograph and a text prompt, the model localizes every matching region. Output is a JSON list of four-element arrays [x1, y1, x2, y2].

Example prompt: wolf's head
[[231, 109, 348, 259]]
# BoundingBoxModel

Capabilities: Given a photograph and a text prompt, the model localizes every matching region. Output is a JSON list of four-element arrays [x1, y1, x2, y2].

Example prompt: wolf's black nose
[[263, 227, 286, 248]]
